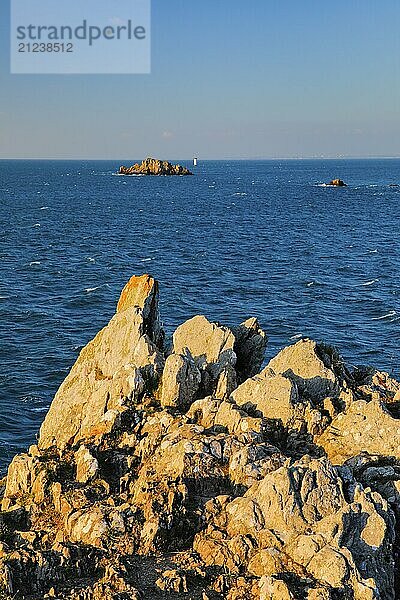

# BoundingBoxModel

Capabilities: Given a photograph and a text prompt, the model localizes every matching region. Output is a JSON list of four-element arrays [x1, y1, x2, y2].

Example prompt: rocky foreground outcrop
[[118, 158, 193, 176], [0, 274, 400, 599]]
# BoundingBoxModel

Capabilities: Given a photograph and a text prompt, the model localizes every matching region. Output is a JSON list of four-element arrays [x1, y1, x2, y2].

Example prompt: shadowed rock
[[233, 317, 267, 382], [172, 315, 237, 397], [160, 351, 201, 409], [117, 273, 164, 347], [266, 339, 347, 402]]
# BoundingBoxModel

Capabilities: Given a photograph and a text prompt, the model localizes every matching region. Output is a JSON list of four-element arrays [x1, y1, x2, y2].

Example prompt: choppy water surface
[[0, 158, 399, 469]]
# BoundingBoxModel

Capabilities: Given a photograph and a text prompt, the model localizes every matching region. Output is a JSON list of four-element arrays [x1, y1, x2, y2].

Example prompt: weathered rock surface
[[172, 315, 237, 397], [194, 456, 395, 599], [118, 158, 193, 176], [266, 338, 346, 401], [160, 352, 201, 409], [318, 399, 400, 464], [233, 318, 267, 382], [117, 273, 164, 347], [0, 276, 399, 599], [38, 274, 165, 451]]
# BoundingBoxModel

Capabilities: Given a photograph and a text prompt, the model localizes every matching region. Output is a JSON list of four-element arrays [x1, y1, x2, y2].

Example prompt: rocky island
[[0, 274, 399, 599], [118, 158, 193, 176], [328, 179, 347, 187]]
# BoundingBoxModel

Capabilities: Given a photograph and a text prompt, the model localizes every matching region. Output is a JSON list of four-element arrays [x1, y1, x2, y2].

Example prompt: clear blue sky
[[0, 0, 399, 159]]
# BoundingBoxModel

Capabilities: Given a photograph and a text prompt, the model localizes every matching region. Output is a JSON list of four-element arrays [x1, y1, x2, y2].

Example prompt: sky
[[0, 0, 399, 159]]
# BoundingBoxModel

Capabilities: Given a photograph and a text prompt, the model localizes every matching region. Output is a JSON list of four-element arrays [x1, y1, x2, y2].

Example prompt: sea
[[0, 158, 399, 471]]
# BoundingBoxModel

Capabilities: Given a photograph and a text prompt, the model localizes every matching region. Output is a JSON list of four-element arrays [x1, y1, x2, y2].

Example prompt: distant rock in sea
[[0, 274, 399, 598], [328, 178, 347, 187], [119, 157, 193, 176]]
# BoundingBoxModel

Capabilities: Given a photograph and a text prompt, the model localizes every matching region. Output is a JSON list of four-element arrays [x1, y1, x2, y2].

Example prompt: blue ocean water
[[0, 158, 399, 470]]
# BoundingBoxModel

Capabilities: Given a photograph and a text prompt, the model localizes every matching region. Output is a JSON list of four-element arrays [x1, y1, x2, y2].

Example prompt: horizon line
[[0, 155, 399, 161]]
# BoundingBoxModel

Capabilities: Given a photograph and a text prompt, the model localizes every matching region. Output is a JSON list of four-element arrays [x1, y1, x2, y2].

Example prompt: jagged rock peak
[[37, 274, 165, 451], [117, 273, 157, 314], [117, 273, 163, 347]]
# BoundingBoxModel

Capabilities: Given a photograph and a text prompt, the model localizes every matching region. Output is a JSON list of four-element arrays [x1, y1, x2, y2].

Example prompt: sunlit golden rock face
[[118, 157, 193, 176], [0, 275, 398, 600]]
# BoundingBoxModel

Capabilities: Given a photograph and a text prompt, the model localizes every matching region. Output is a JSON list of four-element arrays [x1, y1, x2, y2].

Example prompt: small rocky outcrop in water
[[328, 178, 347, 187], [0, 274, 400, 599], [119, 158, 193, 176]]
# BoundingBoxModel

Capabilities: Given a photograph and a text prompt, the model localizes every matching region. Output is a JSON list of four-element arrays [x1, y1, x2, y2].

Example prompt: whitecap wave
[[357, 279, 379, 287], [84, 284, 110, 293], [140, 258, 153, 263], [40, 206, 49, 210], [29, 261, 41, 266], [112, 172, 145, 177], [289, 333, 303, 340], [371, 311, 397, 321]]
